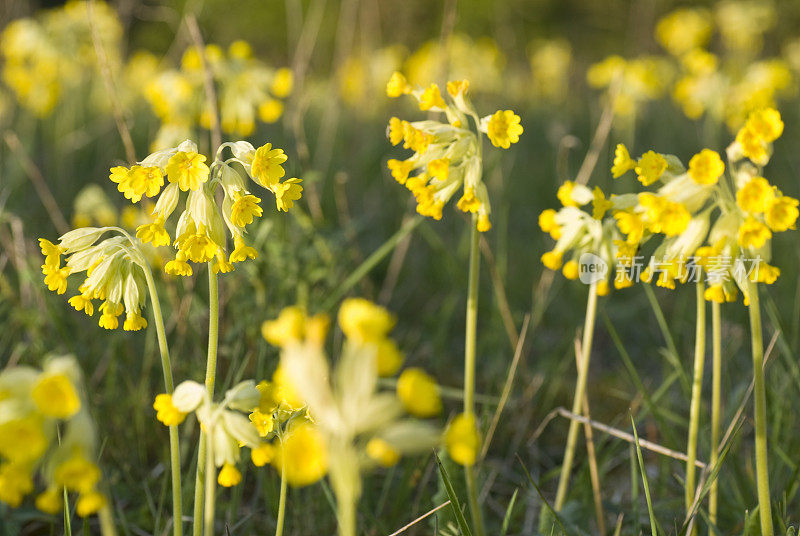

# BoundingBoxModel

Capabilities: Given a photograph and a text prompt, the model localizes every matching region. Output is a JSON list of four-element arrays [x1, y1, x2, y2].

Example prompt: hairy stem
[[685, 281, 706, 529], [709, 300, 722, 525]]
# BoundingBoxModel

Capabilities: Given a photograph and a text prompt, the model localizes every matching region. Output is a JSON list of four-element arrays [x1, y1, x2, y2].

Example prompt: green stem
[[337, 494, 356, 536], [553, 281, 599, 511], [321, 215, 423, 310], [142, 263, 183, 536], [748, 281, 773, 536], [685, 281, 706, 526], [98, 503, 117, 536], [194, 266, 220, 535], [463, 214, 485, 536], [203, 435, 216, 536], [275, 446, 287, 536], [709, 300, 722, 526]]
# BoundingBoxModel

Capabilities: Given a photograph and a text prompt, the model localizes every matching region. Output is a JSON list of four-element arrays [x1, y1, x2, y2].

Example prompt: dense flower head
[[543, 107, 797, 299], [386, 72, 522, 232], [0, 357, 106, 516], [39, 228, 151, 331], [102, 139, 304, 275]]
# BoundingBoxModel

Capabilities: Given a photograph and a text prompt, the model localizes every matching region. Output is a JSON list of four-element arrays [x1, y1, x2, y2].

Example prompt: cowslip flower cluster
[[39, 227, 151, 330], [0, 0, 122, 116], [385, 73, 522, 231], [117, 139, 301, 276], [144, 42, 293, 150], [0, 356, 107, 516], [654, 4, 793, 131], [586, 54, 674, 116], [541, 107, 796, 300]]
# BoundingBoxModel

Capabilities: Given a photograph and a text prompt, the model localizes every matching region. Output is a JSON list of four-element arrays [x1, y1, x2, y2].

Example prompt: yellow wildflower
[[153, 393, 188, 426], [386, 71, 410, 98], [562, 260, 580, 280], [0, 463, 33, 507], [230, 236, 258, 263], [68, 294, 94, 316], [273, 178, 303, 212], [486, 110, 523, 149], [738, 217, 772, 249], [231, 193, 262, 227], [35, 487, 62, 514], [54, 455, 100, 493], [592, 187, 613, 220], [251, 143, 287, 189], [366, 438, 400, 467], [271, 68, 294, 98], [445, 412, 480, 466], [737, 177, 775, 213], [274, 423, 328, 487], [688, 149, 724, 185], [765, 196, 799, 231], [166, 152, 209, 192], [165, 251, 193, 276], [611, 143, 636, 178], [249, 408, 274, 437], [76, 490, 106, 517], [217, 463, 242, 487], [635, 151, 667, 186], [540, 250, 563, 270], [419, 84, 446, 110], [31, 373, 80, 419], [338, 298, 395, 343], [251, 443, 274, 467], [136, 219, 171, 247], [747, 108, 783, 142], [396, 368, 441, 418]]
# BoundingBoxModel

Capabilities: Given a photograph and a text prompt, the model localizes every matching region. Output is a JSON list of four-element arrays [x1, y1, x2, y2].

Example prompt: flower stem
[[98, 502, 117, 536], [553, 281, 598, 511], [748, 281, 772, 536], [463, 214, 485, 536], [203, 435, 216, 536], [193, 265, 220, 535], [685, 280, 706, 528], [142, 263, 183, 536], [275, 446, 287, 536], [337, 495, 356, 536], [709, 300, 722, 525]]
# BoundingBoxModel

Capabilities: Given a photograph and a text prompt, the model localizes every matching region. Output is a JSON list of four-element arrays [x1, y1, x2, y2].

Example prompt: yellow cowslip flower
[[109, 165, 164, 203], [738, 217, 771, 249], [737, 177, 775, 213], [136, 218, 171, 247], [230, 193, 262, 227], [638, 193, 690, 236], [338, 298, 396, 343], [765, 196, 799, 231], [418, 83, 446, 110], [635, 151, 668, 186], [271, 67, 294, 98], [250, 143, 288, 189], [387, 117, 407, 146], [396, 368, 441, 418], [35, 487, 62, 514], [375, 338, 404, 377], [31, 373, 80, 419], [540, 250, 563, 270], [54, 455, 101, 494], [655, 8, 712, 56], [251, 443, 274, 467], [596, 280, 611, 296], [557, 181, 592, 207], [366, 438, 400, 467], [386, 71, 410, 97], [754, 263, 780, 284], [258, 98, 283, 123], [39, 238, 62, 268], [456, 187, 481, 213], [0, 463, 33, 507], [274, 423, 328, 487], [123, 312, 148, 331], [611, 143, 636, 178], [614, 210, 645, 244], [747, 108, 783, 142], [217, 463, 242, 487], [262, 306, 306, 347], [591, 187, 614, 220], [273, 178, 304, 212], [388, 159, 414, 184], [179, 232, 219, 263], [486, 110, 523, 149], [43, 265, 70, 295], [0, 417, 48, 462], [538, 209, 561, 239], [229, 236, 258, 263], [688, 149, 725, 185], [249, 408, 274, 437], [164, 251, 193, 276], [562, 260, 580, 280], [166, 151, 209, 192], [153, 393, 188, 426], [445, 412, 480, 466], [76, 490, 106, 517]]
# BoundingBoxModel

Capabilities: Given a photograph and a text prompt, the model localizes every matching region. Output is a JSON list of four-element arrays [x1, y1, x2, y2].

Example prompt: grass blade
[[500, 488, 518, 536], [515, 455, 569, 535], [630, 416, 657, 536], [434, 452, 473, 536]]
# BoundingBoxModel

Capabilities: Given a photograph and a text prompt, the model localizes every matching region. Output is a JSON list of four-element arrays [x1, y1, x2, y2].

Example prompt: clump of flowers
[[144, 41, 293, 149], [0, 356, 107, 517], [385, 73, 522, 231], [586, 54, 674, 117], [263, 298, 443, 536], [0, 0, 122, 116]]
